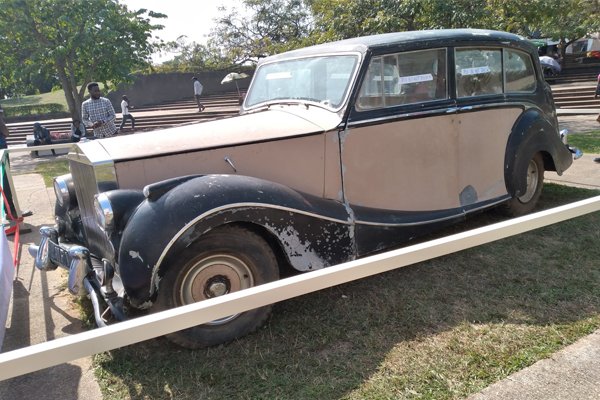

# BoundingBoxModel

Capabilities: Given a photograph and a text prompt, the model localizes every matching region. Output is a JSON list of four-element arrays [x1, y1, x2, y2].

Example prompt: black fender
[[504, 108, 572, 197], [117, 174, 355, 308]]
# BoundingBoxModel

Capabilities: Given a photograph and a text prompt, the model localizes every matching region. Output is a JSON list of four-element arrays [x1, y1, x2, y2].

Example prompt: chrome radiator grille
[[69, 160, 116, 262]]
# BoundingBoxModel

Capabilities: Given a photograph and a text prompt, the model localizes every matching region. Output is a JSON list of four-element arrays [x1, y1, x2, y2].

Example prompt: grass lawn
[[89, 183, 600, 400], [22, 131, 599, 399], [0, 90, 69, 109], [0, 82, 108, 110], [569, 130, 600, 154], [32, 159, 69, 187]]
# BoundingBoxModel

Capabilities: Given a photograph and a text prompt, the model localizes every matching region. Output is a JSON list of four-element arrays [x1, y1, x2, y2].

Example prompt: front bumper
[[29, 226, 127, 326], [29, 226, 91, 296]]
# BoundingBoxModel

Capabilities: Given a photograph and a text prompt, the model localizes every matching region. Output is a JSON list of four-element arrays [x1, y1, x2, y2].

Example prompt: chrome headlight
[[54, 174, 76, 209], [94, 193, 114, 233]]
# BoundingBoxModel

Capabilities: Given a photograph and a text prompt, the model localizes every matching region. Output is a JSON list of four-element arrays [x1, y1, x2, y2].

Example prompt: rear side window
[[455, 47, 536, 97], [455, 48, 502, 97], [357, 48, 448, 110], [504, 49, 536, 92]]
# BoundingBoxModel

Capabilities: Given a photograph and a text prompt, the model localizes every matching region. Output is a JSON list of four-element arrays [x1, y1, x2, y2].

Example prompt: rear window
[[455, 47, 536, 98], [504, 49, 536, 92], [455, 48, 503, 97]]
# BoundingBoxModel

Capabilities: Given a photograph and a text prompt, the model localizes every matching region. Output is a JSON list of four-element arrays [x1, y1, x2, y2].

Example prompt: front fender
[[117, 174, 354, 308], [505, 108, 573, 197]]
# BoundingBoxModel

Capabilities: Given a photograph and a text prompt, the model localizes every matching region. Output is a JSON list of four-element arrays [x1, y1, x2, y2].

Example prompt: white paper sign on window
[[266, 72, 292, 80], [460, 66, 491, 76], [398, 73, 433, 84]]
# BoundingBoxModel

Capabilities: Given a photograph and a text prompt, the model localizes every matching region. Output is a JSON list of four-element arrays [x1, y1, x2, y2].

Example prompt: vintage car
[[31, 29, 579, 349]]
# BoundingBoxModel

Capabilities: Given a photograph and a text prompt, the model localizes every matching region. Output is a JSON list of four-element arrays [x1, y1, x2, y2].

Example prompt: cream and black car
[[32, 29, 579, 348]]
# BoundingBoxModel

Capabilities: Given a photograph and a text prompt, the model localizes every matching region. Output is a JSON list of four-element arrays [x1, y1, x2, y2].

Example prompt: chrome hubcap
[[519, 159, 539, 203], [179, 254, 253, 325]]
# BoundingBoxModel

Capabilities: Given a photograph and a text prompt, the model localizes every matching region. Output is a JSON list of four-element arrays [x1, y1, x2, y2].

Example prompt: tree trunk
[[558, 38, 567, 67], [55, 58, 81, 121], [66, 58, 84, 119]]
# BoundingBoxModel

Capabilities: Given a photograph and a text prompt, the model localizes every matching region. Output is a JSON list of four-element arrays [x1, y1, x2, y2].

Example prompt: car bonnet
[[76, 105, 343, 163]]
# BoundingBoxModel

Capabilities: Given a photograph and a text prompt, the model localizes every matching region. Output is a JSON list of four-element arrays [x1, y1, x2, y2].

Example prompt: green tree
[[418, 0, 492, 29], [207, 0, 313, 66], [532, 0, 600, 61], [157, 37, 231, 72], [309, 0, 423, 42], [308, 0, 599, 59], [0, 0, 164, 119]]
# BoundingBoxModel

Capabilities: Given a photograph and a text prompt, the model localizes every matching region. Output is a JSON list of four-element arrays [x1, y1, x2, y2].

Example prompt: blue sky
[[121, 0, 242, 62]]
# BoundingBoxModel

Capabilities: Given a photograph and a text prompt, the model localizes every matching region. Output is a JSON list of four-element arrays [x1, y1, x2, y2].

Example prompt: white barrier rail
[[0, 195, 599, 381]]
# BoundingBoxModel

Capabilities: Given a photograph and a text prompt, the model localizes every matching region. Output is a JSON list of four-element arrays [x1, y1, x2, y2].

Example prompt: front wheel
[[503, 153, 544, 217], [154, 226, 279, 349]]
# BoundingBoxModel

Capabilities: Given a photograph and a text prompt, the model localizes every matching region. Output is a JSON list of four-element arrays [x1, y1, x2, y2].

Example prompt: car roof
[[260, 29, 532, 64]]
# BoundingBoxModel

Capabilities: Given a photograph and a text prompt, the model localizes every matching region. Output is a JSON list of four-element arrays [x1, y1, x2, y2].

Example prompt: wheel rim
[[518, 158, 539, 203], [179, 254, 254, 325]]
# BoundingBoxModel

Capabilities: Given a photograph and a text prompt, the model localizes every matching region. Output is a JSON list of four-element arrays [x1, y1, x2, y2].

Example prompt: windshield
[[244, 54, 360, 111]]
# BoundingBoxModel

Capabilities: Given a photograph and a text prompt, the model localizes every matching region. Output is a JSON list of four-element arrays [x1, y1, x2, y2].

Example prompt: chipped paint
[[342, 202, 356, 239], [264, 223, 326, 271], [136, 300, 154, 310], [149, 264, 162, 300], [129, 250, 144, 263]]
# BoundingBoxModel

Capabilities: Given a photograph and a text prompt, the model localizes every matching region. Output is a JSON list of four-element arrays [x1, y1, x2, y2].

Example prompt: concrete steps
[[5, 77, 599, 147], [6, 92, 242, 147], [552, 82, 600, 109]]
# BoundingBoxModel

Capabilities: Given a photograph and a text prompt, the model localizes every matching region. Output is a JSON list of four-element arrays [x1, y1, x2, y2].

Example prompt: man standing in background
[[192, 76, 206, 112], [82, 82, 118, 138], [119, 95, 136, 131]]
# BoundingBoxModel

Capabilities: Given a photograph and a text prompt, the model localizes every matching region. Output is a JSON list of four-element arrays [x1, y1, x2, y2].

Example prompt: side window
[[504, 49, 536, 93], [455, 48, 502, 98], [357, 49, 447, 110]]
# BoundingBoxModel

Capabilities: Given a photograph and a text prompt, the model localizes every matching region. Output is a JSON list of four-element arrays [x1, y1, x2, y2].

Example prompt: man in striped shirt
[[82, 82, 118, 138]]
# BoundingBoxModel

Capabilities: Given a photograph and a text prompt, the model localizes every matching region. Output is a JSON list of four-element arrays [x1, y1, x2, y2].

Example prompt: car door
[[342, 48, 461, 215], [453, 47, 535, 208]]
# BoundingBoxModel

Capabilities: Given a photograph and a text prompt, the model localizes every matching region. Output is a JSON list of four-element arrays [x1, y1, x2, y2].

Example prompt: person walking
[[82, 82, 118, 138], [119, 95, 136, 131], [595, 72, 600, 99], [192, 76, 206, 112]]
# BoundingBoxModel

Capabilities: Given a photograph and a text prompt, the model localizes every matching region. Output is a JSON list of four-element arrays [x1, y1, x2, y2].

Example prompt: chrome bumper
[[28, 226, 91, 296], [561, 129, 583, 160]]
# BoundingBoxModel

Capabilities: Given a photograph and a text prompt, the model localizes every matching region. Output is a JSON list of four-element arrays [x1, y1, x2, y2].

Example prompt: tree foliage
[[0, 0, 165, 119], [164, 0, 314, 71], [169, 0, 597, 72], [309, 0, 423, 42], [210, 0, 313, 65], [1, 0, 598, 105], [532, 0, 600, 59]]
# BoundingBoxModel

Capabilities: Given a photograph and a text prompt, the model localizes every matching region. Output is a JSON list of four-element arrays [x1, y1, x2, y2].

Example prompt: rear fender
[[504, 108, 573, 197], [117, 175, 354, 308]]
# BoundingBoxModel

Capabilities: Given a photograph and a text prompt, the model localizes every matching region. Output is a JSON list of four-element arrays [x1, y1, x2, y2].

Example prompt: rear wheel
[[503, 153, 544, 217], [154, 226, 279, 349]]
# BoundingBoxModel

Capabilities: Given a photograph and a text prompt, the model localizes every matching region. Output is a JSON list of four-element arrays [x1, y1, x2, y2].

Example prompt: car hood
[[75, 105, 343, 164]]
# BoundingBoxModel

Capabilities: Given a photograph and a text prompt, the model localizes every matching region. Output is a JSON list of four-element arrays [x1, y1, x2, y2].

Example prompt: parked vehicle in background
[[31, 29, 579, 349]]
